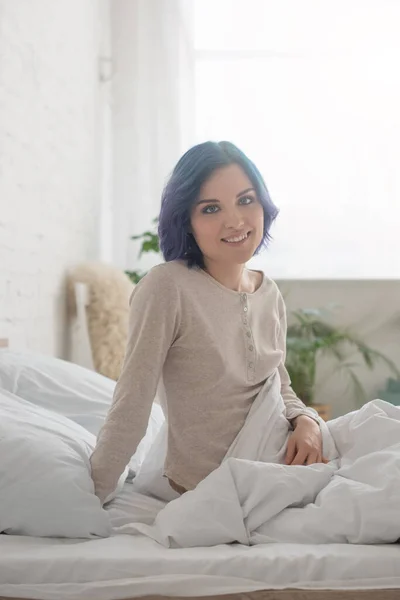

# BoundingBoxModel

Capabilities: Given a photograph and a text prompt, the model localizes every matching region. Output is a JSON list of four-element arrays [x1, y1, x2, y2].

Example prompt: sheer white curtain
[[194, 0, 400, 279], [111, 0, 195, 270]]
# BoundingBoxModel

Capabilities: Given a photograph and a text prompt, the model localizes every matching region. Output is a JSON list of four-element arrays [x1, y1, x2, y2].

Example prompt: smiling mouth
[[222, 231, 251, 244]]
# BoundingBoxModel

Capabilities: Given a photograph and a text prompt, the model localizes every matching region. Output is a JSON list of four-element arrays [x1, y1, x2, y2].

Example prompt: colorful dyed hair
[[158, 141, 279, 268]]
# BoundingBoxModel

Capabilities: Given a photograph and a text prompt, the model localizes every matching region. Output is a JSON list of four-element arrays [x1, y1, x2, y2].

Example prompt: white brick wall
[[0, 0, 106, 356]]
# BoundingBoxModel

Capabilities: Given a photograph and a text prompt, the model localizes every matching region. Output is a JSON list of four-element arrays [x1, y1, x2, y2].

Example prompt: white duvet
[[118, 371, 400, 548]]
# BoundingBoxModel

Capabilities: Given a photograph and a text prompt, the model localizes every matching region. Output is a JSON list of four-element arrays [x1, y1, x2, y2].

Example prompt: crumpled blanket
[[116, 371, 400, 548]]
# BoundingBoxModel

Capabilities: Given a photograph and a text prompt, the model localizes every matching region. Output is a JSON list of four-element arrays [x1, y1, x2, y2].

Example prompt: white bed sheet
[[1, 484, 400, 600]]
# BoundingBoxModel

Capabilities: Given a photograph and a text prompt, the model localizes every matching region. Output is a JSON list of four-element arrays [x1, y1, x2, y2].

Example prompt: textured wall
[[0, 0, 104, 356]]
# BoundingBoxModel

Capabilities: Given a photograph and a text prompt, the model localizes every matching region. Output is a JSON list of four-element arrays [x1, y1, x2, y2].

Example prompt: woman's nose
[[225, 207, 244, 230]]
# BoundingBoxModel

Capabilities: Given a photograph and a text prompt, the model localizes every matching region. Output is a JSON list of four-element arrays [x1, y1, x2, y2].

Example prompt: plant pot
[[311, 403, 332, 421]]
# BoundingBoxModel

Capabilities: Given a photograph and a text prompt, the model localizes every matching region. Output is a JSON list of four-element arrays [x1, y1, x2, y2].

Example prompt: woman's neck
[[203, 260, 255, 293]]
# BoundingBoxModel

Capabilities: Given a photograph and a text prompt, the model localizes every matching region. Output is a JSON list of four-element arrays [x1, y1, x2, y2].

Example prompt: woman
[[90, 141, 323, 503]]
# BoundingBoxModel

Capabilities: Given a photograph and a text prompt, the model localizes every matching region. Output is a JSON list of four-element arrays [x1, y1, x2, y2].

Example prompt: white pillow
[[0, 389, 112, 538], [0, 350, 164, 474]]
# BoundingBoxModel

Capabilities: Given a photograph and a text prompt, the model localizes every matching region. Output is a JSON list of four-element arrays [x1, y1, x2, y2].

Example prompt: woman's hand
[[285, 415, 326, 466]]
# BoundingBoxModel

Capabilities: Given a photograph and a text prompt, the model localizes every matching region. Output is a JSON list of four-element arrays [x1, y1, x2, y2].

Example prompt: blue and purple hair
[[158, 141, 279, 268]]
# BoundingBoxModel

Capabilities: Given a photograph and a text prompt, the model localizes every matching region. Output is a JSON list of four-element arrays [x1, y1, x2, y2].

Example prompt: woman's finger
[[306, 452, 319, 465], [291, 448, 309, 465], [285, 436, 297, 465]]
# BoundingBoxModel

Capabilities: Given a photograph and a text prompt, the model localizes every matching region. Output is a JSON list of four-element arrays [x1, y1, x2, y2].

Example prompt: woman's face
[[190, 164, 264, 267]]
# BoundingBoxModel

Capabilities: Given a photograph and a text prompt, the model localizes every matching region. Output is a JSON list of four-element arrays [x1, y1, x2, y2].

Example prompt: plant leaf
[[124, 270, 144, 284], [286, 303, 400, 406]]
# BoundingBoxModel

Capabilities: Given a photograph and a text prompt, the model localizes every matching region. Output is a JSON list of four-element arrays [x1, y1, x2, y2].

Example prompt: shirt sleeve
[[90, 266, 180, 503], [276, 292, 320, 425]]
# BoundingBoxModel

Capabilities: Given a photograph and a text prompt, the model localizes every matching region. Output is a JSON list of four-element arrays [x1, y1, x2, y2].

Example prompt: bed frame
[[1, 591, 399, 600], [146, 594, 397, 600]]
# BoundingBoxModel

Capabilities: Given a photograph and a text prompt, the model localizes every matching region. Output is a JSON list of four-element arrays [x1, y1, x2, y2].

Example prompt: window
[[194, 0, 400, 278]]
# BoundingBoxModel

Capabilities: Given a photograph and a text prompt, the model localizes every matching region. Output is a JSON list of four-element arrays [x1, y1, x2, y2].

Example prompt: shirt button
[[242, 293, 247, 301], [246, 331, 251, 338], [243, 307, 248, 312], [248, 362, 254, 368], [243, 318, 248, 324], [249, 345, 254, 351]]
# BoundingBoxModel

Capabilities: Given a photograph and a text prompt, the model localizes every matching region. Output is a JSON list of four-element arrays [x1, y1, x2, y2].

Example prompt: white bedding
[[0, 351, 164, 538], [0, 484, 400, 600], [0, 389, 113, 538], [118, 372, 400, 549], [1, 356, 400, 599], [0, 350, 165, 477]]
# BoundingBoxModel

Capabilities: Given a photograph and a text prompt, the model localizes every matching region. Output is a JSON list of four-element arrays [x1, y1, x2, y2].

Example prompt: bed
[[1, 490, 400, 600], [1, 485, 400, 600], [0, 345, 399, 600]]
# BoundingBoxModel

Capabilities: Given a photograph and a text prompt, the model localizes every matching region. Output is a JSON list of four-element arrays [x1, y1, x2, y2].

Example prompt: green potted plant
[[125, 218, 160, 284], [285, 307, 400, 420]]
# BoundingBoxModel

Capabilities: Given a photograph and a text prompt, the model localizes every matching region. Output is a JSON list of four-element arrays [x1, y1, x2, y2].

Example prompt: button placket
[[241, 294, 248, 324], [240, 293, 255, 381]]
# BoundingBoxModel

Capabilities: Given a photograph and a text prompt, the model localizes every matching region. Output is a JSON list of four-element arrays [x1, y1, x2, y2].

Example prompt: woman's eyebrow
[[236, 187, 255, 197], [196, 198, 220, 205], [197, 188, 256, 205]]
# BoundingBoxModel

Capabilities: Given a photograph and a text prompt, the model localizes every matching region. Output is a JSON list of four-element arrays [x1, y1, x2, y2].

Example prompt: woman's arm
[[90, 266, 180, 503]]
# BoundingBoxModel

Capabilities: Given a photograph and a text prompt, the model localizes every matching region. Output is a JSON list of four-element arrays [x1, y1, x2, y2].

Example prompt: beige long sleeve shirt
[[90, 260, 316, 502]]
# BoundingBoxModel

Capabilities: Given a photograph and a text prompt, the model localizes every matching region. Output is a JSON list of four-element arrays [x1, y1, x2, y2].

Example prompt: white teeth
[[223, 233, 248, 243]]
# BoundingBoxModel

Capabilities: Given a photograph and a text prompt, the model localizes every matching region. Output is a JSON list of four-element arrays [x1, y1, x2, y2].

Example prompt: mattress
[[0, 484, 399, 600]]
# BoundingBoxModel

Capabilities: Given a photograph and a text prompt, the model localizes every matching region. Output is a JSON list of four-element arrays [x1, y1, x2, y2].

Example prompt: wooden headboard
[[0, 338, 9, 348]]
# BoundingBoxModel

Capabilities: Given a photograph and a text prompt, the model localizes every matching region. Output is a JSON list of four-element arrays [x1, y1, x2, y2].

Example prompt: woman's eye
[[239, 196, 254, 205], [202, 205, 220, 214]]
